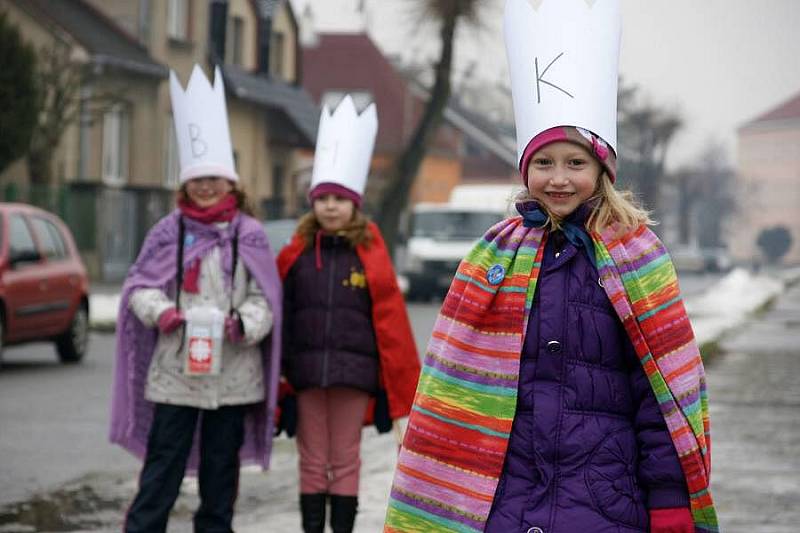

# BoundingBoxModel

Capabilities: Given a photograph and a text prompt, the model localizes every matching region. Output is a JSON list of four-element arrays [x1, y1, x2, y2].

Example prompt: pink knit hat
[[308, 182, 362, 208], [520, 126, 617, 183]]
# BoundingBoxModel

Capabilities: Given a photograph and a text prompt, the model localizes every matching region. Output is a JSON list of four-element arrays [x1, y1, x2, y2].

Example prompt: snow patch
[[89, 293, 120, 328], [686, 268, 784, 345]]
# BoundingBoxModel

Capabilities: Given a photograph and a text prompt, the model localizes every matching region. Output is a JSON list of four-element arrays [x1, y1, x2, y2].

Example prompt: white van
[[402, 184, 520, 299]]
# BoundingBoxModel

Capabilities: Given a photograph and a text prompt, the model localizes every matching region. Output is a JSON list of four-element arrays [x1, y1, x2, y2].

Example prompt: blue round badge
[[184, 234, 196, 247], [486, 264, 506, 285]]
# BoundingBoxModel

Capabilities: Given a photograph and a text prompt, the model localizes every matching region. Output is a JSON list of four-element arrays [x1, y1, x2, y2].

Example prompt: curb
[[688, 268, 790, 361]]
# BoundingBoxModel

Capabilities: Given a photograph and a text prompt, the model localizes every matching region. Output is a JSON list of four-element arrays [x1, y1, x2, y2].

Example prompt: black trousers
[[125, 403, 247, 533]]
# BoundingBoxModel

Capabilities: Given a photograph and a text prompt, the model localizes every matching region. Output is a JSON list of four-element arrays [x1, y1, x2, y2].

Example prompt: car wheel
[[406, 281, 426, 302], [56, 304, 89, 363]]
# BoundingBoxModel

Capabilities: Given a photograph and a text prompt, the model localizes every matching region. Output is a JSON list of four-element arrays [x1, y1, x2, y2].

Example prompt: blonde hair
[[296, 208, 373, 249], [517, 172, 654, 234], [588, 173, 654, 233]]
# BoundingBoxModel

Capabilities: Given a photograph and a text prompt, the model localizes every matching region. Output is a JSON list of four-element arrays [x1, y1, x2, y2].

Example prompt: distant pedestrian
[[109, 65, 282, 533], [277, 95, 420, 533], [384, 2, 716, 533]]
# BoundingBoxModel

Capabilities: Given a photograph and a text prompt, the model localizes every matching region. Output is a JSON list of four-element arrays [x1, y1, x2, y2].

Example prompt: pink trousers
[[296, 387, 370, 496]]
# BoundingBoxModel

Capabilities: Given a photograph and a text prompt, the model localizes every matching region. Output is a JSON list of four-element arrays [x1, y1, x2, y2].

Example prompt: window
[[321, 90, 374, 112], [45, 221, 69, 258], [227, 16, 244, 66], [30, 218, 68, 260], [165, 116, 180, 188], [167, 0, 189, 41], [269, 31, 284, 77], [102, 104, 130, 185], [8, 215, 39, 263], [138, 0, 152, 46]]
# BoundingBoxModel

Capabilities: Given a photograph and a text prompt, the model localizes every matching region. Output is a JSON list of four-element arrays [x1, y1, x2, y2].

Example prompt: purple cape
[[109, 210, 283, 470]]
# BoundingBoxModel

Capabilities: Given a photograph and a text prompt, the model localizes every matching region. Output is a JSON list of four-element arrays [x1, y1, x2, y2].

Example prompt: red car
[[0, 203, 90, 364]]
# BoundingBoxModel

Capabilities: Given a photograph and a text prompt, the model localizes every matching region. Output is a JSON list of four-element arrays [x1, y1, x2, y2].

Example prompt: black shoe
[[329, 494, 358, 533], [299, 493, 326, 533]]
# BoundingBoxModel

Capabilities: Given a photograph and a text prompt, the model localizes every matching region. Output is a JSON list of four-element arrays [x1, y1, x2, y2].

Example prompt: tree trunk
[[676, 172, 693, 245], [376, 12, 459, 257], [27, 146, 54, 185]]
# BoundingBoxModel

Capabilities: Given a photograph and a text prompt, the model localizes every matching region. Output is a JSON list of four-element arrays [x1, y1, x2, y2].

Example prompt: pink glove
[[650, 508, 695, 533], [157, 308, 184, 334], [225, 314, 245, 343]]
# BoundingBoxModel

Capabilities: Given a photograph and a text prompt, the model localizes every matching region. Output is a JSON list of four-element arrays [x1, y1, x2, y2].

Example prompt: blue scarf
[[516, 201, 597, 267]]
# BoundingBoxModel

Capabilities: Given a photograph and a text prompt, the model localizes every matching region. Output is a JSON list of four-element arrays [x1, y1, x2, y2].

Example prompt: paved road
[[709, 283, 800, 532], [0, 303, 440, 530], [0, 334, 138, 507]]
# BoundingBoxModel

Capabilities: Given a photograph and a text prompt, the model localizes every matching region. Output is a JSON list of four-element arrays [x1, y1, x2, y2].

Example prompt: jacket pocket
[[584, 427, 647, 529]]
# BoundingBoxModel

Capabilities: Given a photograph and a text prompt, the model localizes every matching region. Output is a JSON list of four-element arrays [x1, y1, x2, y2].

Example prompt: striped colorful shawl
[[385, 217, 717, 533]]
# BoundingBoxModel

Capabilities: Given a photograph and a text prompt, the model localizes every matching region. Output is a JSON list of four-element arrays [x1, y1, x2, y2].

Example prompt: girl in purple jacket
[[482, 127, 695, 532], [384, 1, 715, 532], [386, 129, 704, 533]]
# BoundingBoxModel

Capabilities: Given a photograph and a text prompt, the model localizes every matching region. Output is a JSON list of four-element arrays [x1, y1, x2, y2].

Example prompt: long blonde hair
[[295, 208, 374, 249], [517, 172, 654, 234]]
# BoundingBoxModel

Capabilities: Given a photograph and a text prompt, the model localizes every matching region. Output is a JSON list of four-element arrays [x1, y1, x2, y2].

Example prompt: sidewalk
[[88, 281, 124, 332], [708, 282, 800, 532]]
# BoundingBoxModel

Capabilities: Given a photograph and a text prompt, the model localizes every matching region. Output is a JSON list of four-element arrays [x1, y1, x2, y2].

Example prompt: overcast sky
[[289, 0, 800, 169]]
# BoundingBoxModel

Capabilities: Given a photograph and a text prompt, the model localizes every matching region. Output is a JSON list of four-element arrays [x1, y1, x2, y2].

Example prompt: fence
[[2, 182, 174, 281]]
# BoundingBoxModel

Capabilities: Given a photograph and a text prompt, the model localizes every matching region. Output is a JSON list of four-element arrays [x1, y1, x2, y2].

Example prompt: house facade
[[82, 0, 318, 214], [731, 91, 800, 265], [0, 0, 318, 279]]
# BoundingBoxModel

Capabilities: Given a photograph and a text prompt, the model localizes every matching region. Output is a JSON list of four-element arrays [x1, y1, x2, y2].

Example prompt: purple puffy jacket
[[282, 234, 380, 393], [485, 230, 689, 533]]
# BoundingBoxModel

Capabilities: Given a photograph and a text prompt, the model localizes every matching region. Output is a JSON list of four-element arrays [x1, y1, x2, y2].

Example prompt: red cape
[[277, 221, 420, 421]]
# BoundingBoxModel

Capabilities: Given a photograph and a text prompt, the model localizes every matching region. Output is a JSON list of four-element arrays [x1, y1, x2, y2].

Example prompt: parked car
[[701, 247, 733, 272], [0, 203, 90, 364]]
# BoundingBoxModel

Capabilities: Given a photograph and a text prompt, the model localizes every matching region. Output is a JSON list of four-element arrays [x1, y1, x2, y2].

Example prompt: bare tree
[[0, 12, 38, 175], [757, 226, 792, 265], [616, 80, 683, 219], [27, 43, 126, 185], [375, 0, 481, 255], [672, 166, 700, 246], [678, 141, 735, 248], [27, 43, 82, 185]]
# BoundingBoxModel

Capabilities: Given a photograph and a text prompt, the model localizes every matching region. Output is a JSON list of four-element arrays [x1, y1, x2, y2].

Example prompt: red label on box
[[187, 337, 214, 374]]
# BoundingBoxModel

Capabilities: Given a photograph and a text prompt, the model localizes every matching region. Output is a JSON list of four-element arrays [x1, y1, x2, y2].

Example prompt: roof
[[303, 33, 515, 167], [17, 0, 167, 79], [302, 33, 412, 152], [424, 87, 517, 167], [742, 89, 800, 128], [222, 64, 319, 146]]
